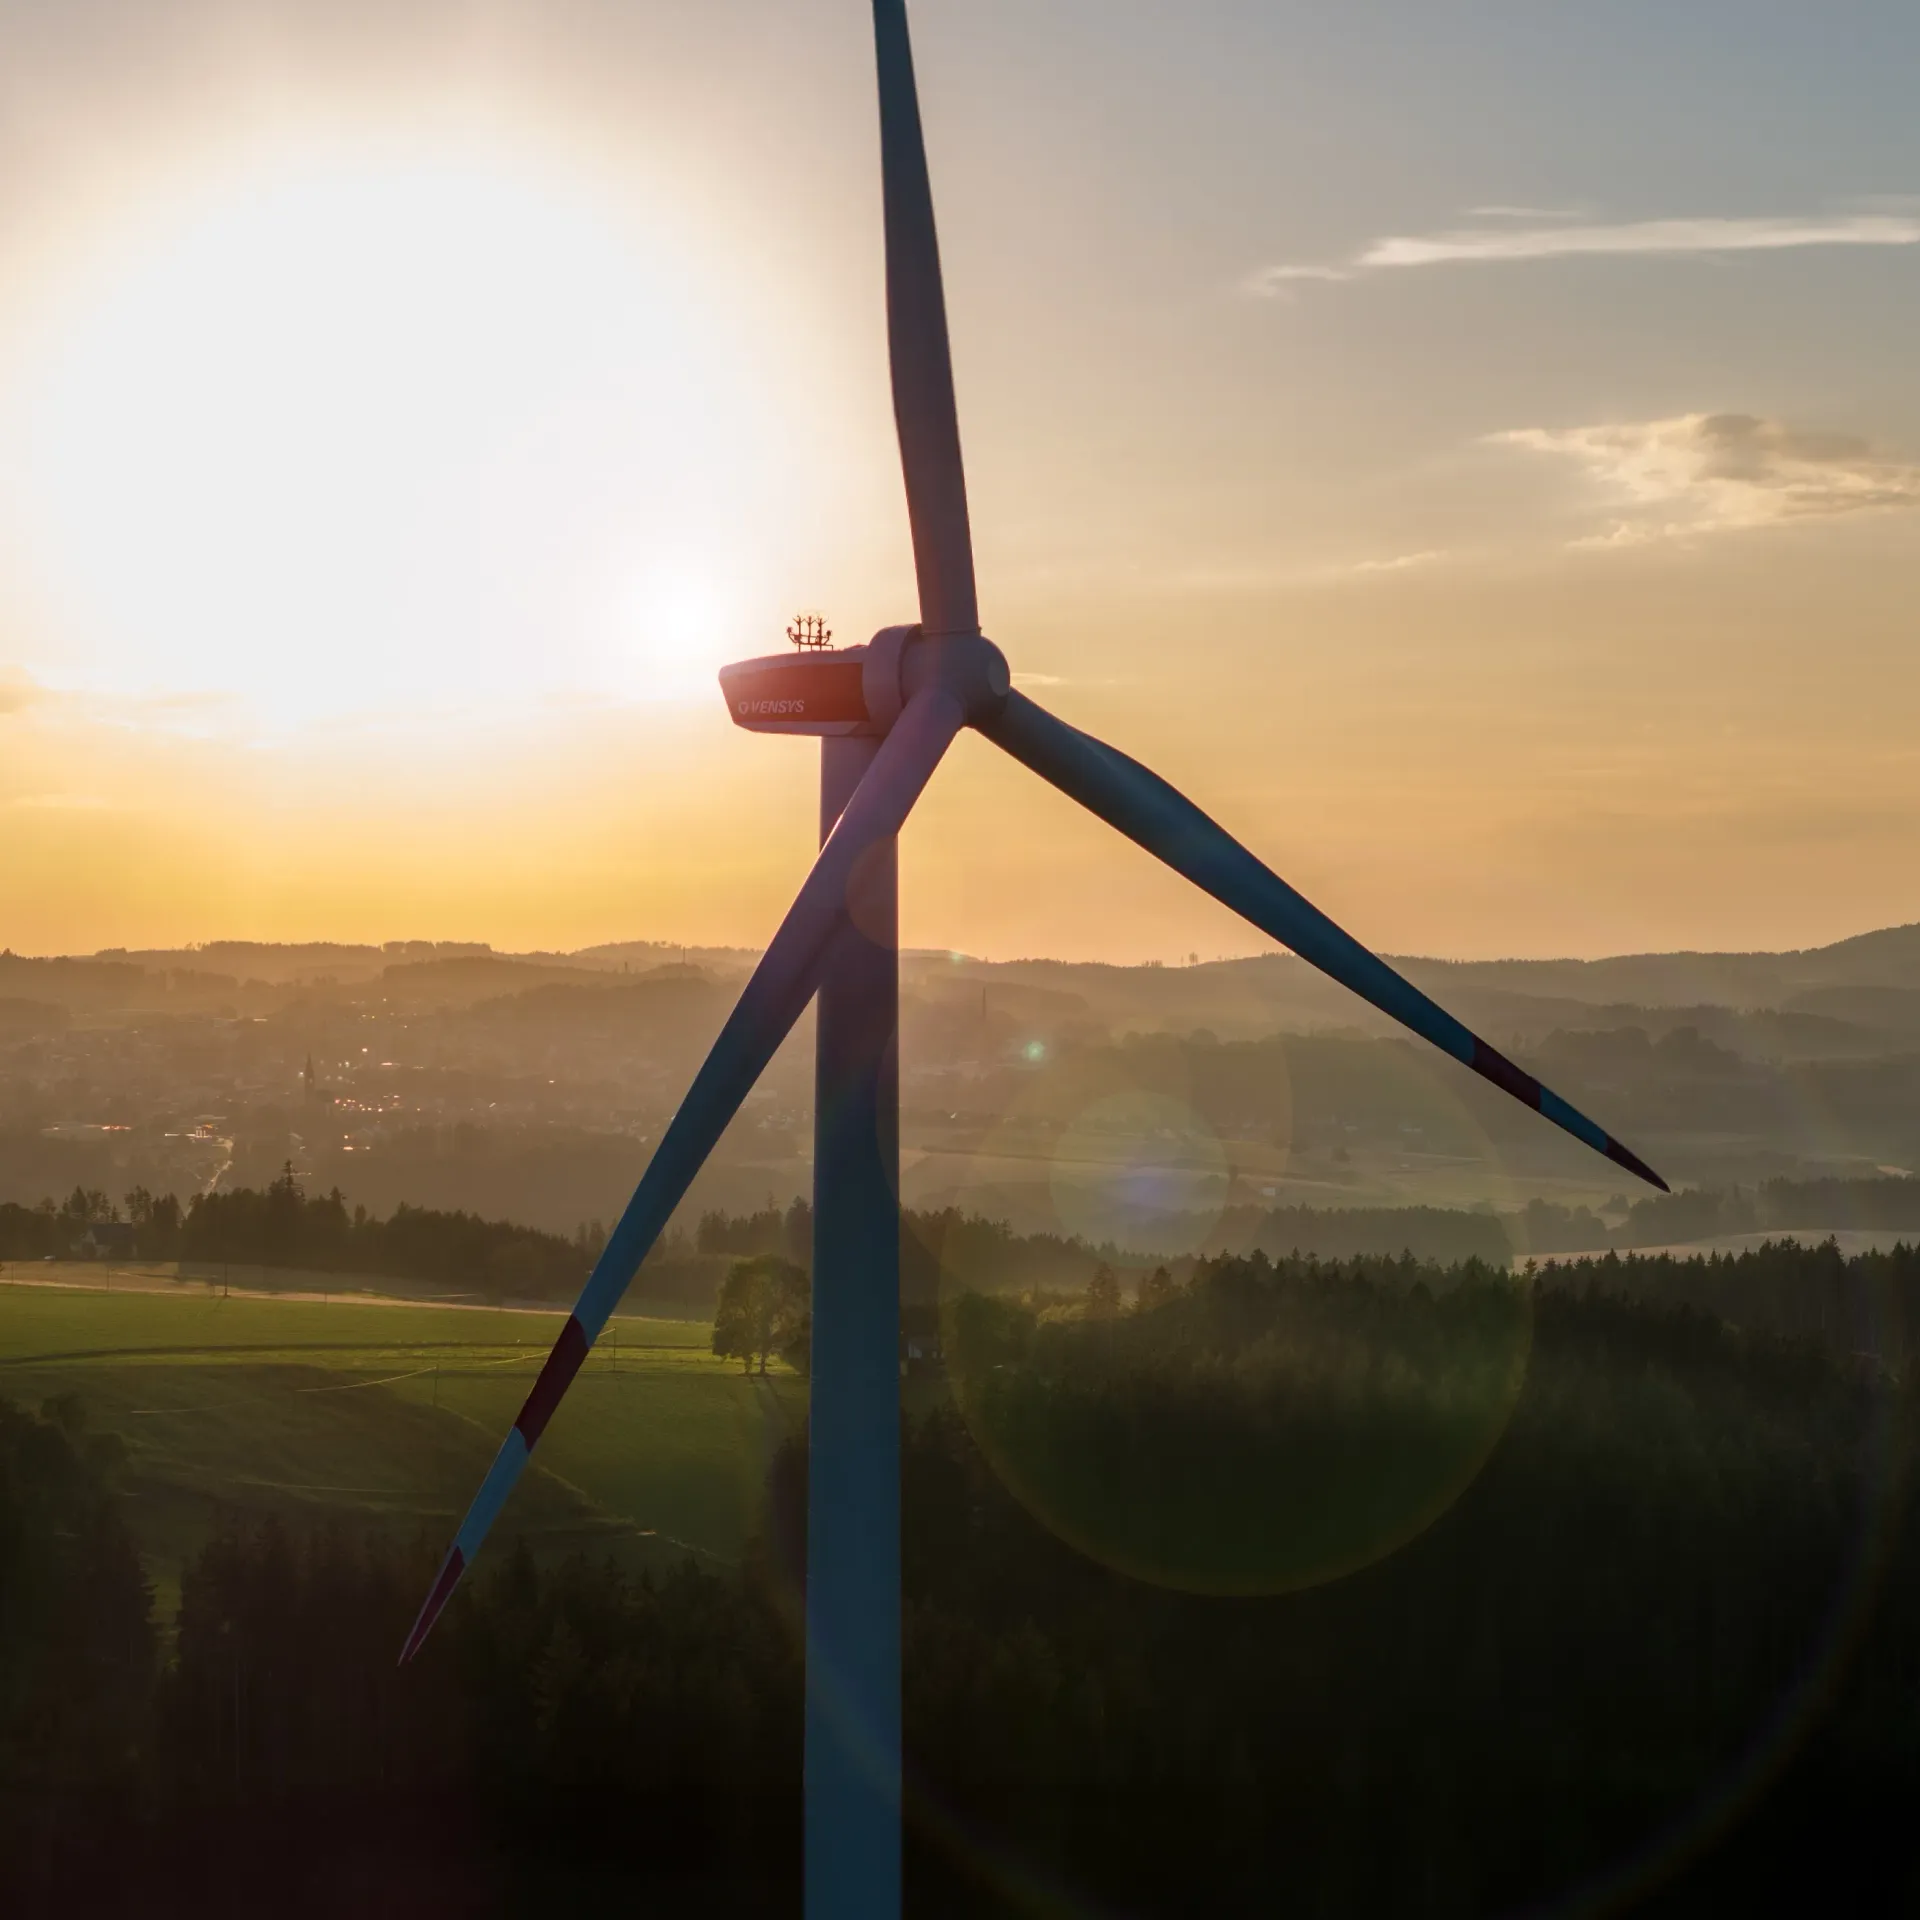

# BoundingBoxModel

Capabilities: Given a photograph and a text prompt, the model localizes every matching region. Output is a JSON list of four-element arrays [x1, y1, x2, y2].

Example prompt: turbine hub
[[903, 627, 1011, 726]]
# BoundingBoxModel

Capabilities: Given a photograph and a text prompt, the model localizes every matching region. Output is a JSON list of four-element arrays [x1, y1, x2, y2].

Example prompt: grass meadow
[[0, 1265, 803, 1622]]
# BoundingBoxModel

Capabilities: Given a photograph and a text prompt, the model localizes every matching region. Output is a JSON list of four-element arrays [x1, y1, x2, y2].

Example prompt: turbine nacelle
[[720, 624, 1009, 737]]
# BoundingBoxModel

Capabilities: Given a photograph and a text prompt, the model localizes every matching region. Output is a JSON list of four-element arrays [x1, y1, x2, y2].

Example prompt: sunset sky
[[0, 0, 1914, 962]]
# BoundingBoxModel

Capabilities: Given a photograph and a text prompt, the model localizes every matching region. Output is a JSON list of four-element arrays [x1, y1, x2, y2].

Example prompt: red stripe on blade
[[398, 1546, 464, 1666], [514, 1315, 590, 1448]]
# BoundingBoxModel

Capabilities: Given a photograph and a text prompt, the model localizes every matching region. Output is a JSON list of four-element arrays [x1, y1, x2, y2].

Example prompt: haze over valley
[[6, 920, 1918, 1263]]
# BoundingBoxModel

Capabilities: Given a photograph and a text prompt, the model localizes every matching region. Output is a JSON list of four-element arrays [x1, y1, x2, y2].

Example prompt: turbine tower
[[402, 4, 1668, 1913]]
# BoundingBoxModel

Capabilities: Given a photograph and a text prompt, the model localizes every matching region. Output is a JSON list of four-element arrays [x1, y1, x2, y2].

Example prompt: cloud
[[1236, 262, 1350, 300], [1364, 214, 1920, 269], [1247, 264, 1349, 282], [1246, 212, 1920, 293], [1009, 670, 1128, 691], [1490, 412, 1920, 544], [1349, 550, 1445, 575], [1464, 204, 1585, 220], [1149, 551, 1453, 592]]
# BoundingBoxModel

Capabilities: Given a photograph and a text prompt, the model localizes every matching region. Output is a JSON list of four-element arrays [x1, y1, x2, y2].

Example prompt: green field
[[0, 1270, 805, 1617]]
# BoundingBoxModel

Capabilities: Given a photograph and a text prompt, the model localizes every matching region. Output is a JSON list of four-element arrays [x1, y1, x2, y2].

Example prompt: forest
[[4, 1240, 1919, 1913]]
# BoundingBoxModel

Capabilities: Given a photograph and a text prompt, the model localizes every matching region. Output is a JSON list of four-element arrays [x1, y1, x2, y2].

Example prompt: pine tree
[[1137, 1264, 1177, 1311], [1085, 1262, 1121, 1320]]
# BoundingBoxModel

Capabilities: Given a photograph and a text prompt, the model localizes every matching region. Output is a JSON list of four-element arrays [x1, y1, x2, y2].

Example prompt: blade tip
[[397, 1614, 435, 1667], [1606, 1137, 1670, 1193], [398, 1545, 466, 1666]]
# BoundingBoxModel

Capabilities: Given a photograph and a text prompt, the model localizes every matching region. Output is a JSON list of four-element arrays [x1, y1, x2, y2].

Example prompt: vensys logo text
[[737, 699, 808, 715]]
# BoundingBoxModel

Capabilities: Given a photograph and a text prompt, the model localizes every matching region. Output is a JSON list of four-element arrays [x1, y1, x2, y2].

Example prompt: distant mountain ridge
[[1394, 922, 1920, 1006], [0, 921, 1909, 1037], [36, 917, 1916, 982]]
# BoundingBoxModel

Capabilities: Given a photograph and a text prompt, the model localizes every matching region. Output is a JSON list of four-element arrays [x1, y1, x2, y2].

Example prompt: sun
[[0, 137, 796, 726]]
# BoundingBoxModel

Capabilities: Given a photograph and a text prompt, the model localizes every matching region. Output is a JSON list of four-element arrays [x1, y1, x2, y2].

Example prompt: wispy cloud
[[1464, 204, 1585, 220], [1010, 670, 1128, 691], [1148, 551, 1453, 593], [1491, 412, 1920, 545], [1246, 212, 1920, 293], [1250, 263, 1350, 284], [1349, 550, 1445, 575]]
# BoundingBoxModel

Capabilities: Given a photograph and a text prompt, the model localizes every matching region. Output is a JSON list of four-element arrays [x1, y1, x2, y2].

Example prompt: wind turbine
[[401, 3, 1667, 1913]]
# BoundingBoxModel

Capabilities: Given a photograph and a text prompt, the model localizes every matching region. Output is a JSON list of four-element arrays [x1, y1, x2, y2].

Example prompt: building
[[79, 1221, 139, 1261]]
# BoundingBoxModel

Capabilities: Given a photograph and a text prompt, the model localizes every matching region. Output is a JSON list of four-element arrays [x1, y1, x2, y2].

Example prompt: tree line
[[0, 1167, 599, 1301], [704, 1175, 1920, 1310], [1173, 1172, 1920, 1265], [8, 1160, 1914, 1348]]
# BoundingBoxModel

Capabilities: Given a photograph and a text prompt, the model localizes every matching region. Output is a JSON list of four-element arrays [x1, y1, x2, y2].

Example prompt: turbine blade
[[873, 0, 977, 637], [400, 686, 968, 1665], [979, 691, 1669, 1192]]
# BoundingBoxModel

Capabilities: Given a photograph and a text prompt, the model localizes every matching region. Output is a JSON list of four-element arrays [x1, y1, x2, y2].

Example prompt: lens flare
[[930, 1033, 1541, 1598], [1048, 1089, 1230, 1255]]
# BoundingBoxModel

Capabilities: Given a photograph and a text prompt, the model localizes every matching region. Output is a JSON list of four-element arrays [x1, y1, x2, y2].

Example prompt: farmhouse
[[78, 1221, 138, 1260]]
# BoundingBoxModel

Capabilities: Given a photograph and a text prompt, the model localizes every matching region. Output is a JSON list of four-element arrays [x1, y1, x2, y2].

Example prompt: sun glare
[[0, 140, 797, 726]]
